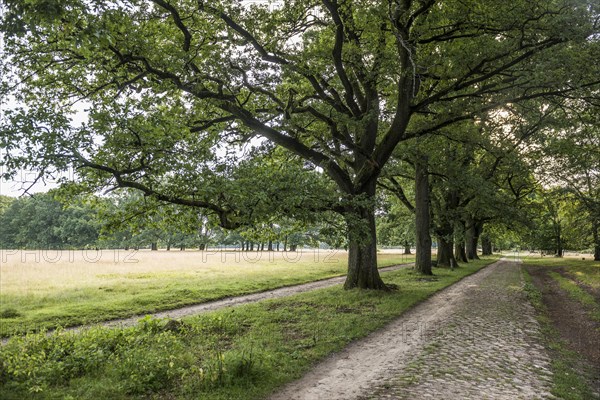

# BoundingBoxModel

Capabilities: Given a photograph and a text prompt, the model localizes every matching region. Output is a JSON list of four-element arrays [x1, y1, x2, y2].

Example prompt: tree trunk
[[454, 222, 468, 263], [199, 243, 206, 251], [289, 244, 297, 252], [593, 221, 600, 261], [404, 241, 412, 255], [414, 155, 432, 275], [344, 180, 388, 289], [554, 219, 563, 257], [260, 242, 264, 251], [466, 220, 482, 260], [283, 236, 288, 252], [268, 240, 273, 252], [455, 240, 468, 263], [276, 242, 280, 251], [437, 235, 457, 268], [151, 242, 158, 251], [166, 243, 171, 251], [481, 235, 492, 256]]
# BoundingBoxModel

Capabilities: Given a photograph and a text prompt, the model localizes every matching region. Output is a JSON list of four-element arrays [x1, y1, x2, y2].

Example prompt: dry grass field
[[0, 248, 414, 335]]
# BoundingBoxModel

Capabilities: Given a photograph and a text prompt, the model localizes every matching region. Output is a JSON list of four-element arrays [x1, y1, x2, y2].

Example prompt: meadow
[[0, 249, 414, 336]]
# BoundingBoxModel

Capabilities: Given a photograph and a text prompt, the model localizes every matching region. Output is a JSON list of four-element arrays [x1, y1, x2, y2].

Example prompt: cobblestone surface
[[270, 260, 554, 400], [365, 261, 554, 400]]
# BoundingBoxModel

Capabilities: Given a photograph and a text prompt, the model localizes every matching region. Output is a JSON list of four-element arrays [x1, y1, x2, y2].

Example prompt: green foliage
[[377, 190, 415, 248], [0, 192, 99, 249], [0, 195, 15, 215], [519, 190, 595, 253]]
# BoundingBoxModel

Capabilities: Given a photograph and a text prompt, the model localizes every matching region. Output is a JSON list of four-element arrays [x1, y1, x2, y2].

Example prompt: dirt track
[[527, 265, 600, 395], [269, 259, 554, 400]]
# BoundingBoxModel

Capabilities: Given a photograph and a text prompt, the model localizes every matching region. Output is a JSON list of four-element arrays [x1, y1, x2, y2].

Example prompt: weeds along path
[[269, 259, 554, 400]]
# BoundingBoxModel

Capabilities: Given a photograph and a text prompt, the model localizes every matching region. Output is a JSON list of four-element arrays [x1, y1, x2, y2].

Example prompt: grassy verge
[[0, 250, 414, 336], [522, 269, 598, 400], [522, 257, 600, 288], [0, 257, 497, 400], [547, 272, 600, 322]]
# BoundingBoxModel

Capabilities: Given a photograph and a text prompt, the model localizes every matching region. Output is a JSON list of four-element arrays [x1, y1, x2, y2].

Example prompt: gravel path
[[269, 259, 554, 400]]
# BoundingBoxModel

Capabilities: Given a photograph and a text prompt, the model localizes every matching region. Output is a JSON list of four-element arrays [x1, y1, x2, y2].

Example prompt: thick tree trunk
[[404, 241, 412, 254], [593, 221, 600, 261], [199, 243, 206, 251], [466, 220, 482, 260], [455, 240, 468, 263], [481, 235, 492, 256], [344, 181, 388, 289], [166, 243, 171, 251], [151, 242, 158, 251], [454, 222, 468, 263], [414, 155, 432, 275], [437, 235, 457, 268]]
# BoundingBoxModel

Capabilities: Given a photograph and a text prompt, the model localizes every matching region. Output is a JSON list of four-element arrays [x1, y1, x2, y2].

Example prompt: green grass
[[522, 256, 600, 322], [548, 272, 600, 322], [522, 269, 599, 400], [0, 257, 497, 400], [0, 250, 414, 336], [522, 256, 600, 288]]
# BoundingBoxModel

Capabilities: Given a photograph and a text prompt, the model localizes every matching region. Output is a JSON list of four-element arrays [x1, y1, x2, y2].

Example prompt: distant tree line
[[0, 192, 341, 251], [1, 184, 597, 258]]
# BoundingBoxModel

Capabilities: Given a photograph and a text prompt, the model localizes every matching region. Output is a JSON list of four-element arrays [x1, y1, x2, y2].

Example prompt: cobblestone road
[[367, 260, 553, 400], [270, 260, 554, 400]]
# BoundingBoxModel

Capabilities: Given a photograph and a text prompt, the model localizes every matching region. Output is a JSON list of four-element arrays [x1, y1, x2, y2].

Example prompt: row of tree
[[1, 0, 598, 289], [1, 173, 597, 260]]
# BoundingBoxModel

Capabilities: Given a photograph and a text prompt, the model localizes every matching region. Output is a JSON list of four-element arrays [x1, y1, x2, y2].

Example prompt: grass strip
[[0, 253, 413, 336], [522, 269, 599, 400], [521, 257, 600, 288], [548, 272, 600, 322], [0, 257, 497, 400]]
